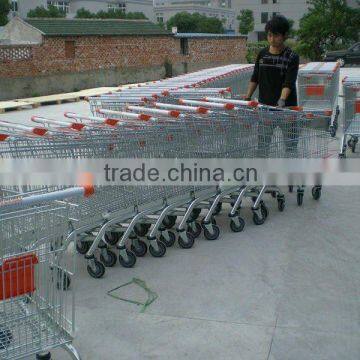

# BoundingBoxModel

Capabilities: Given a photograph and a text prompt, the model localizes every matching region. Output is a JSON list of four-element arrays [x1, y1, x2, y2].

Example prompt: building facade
[[9, 0, 156, 21]]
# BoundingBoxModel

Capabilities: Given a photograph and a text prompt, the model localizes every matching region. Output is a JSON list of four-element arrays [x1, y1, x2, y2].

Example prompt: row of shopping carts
[[0, 63, 340, 360]]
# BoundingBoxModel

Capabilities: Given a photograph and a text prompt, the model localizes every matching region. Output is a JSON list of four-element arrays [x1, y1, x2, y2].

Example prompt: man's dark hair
[[265, 15, 290, 36]]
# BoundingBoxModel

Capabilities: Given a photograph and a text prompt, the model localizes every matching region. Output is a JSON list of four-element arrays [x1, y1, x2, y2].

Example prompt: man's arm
[[278, 53, 300, 106], [246, 52, 261, 100]]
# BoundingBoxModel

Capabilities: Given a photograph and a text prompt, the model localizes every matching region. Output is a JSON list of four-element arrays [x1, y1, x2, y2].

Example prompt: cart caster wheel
[[297, 192, 304, 206], [213, 202, 223, 216], [87, 259, 105, 278], [100, 249, 117, 267], [131, 240, 148, 257], [260, 201, 268, 219], [253, 212, 265, 225], [288, 185, 294, 193], [187, 222, 202, 238], [76, 241, 91, 255], [270, 191, 277, 198], [118, 250, 136, 268], [160, 231, 176, 247], [162, 215, 177, 229], [339, 152, 346, 158], [230, 217, 245, 232], [189, 208, 202, 221], [134, 224, 149, 237], [277, 198, 285, 212], [312, 187, 322, 200], [330, 126, 336, 138], [178, 232, 195, 249], [204, 224, 220, 241], [36, 352, 51, 360], [104, 232, 122, 246], [0, 326, 12, 350], [57, 270, 71, 290], [149, 241, 166, 257]]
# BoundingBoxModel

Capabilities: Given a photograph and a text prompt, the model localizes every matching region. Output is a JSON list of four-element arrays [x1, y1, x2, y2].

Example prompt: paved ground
[[1, 67, 359, 360]]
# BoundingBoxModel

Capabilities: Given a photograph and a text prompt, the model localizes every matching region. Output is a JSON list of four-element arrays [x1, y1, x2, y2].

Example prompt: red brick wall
[[0, 35, 246, 79]]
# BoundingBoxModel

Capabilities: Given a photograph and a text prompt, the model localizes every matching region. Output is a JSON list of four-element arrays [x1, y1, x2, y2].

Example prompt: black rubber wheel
[[187, 222, 202, 238], [230, 217, 245, 232], [204, 224, 220, 240], [189, 208, 202, 221], [100, 249, 117, 267], [253, 212, 265, 225], [56, 270, 71, 290], [339, 152, 346, 159], [297, 192, 304, 206], [131, 239, 148, 257], [87, 259, 105, 279], [134, 223, 150, 237], [162, 215, 177, 229], [288, 185, 294, 193], [212, 202, 223, 216], [0, 326, 12, 351], [260, 201, 269, 219], [311, 187, 322, 201], [178, 231, 195, 249], [118, 250, 136, 268], [277, 198, 285, 212], [36, 352, 51, 360], [330, 126, 336, 138], [270, 191, 277, 198], [160, 231, 176, 247], [104, 232, 122, 246], [149, 241, 166, 258], [76, 240, 91, 255]]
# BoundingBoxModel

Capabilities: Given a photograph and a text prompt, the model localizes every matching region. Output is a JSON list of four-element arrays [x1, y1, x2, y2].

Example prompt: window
[[108, 2, 126, 12], [261, 12, 269, 23], [261, 0, 268, 3], [11, 0, 18, 11], [273, 0, 277, 3], [65, 40, 75, 59], [47, 1, 69, 13], [156, 13, 164, 23], [272, 12, 278, 17], [180, 38, 189, 56]]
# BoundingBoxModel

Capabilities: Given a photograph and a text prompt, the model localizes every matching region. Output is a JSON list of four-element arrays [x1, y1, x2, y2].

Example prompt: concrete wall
[[0, 17, 42, 45], [0, 35, 247, 100]]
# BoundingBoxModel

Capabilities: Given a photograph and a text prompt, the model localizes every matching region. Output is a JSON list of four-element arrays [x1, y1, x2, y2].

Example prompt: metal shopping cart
[[339, 76, 360, 157], [0, 187, 91, 360], [297, 62, 340, 138]]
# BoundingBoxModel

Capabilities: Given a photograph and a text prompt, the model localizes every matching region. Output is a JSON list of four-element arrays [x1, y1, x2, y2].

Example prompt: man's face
[[267, 31, 286, 47]]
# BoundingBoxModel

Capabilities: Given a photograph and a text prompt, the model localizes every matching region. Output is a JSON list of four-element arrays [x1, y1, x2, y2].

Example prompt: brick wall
[[0, 35, 246, 79]]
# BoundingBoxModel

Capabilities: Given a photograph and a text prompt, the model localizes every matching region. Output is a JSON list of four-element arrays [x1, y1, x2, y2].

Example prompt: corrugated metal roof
[[24, 18, 170, 36], [175, 33, 246, 38]]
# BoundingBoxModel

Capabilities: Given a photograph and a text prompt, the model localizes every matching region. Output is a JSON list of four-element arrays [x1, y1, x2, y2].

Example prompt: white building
[[9, 0, 155, 21]]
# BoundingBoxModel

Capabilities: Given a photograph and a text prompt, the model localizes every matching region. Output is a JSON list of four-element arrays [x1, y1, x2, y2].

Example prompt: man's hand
[[277, 99, 286, 108]]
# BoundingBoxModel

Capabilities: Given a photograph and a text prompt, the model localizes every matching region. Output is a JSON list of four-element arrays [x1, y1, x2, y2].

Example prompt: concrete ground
[[1, 67, 359, 360]]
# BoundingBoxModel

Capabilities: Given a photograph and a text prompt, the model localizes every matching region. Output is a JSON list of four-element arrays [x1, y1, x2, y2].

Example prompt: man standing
[[245, 15, 300, 156]]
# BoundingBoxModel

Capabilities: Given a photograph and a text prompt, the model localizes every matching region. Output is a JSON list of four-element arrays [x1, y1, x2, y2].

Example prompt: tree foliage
[[166, 12, 225, 34], [237, 9, 254, 35], [75, 8, 147, 20], [296, 0, 360, 60], [27, 5, 66, 18], [0, 0, 10, 26]]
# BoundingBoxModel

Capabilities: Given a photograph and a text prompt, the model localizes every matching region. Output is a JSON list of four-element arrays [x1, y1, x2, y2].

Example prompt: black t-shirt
[[251, 47, 299, 106]]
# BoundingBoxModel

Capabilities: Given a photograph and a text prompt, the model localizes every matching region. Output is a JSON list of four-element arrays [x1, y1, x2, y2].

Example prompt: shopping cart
[[339, 76, 360, 157], [297, 62, 340, 138], [0, 187, 91, 360]]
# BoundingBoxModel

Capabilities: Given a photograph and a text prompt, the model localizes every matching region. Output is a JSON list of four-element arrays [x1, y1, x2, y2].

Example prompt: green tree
[[297, 0, 360, 60], [167, 12, 224, 33], [27, 5, 66, 18], [0, 0, 10, 25], [75, 8, 147, 20], [75, 8, 95, 19], [237, 9, 254, 35]]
